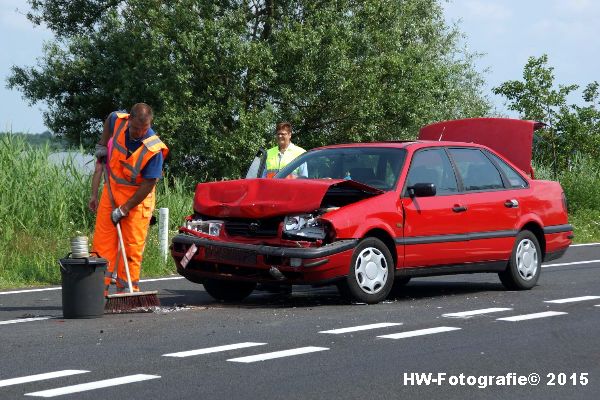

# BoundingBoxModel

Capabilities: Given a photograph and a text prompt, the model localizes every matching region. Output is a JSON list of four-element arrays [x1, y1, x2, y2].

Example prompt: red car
[[171, 118, 573, 304]]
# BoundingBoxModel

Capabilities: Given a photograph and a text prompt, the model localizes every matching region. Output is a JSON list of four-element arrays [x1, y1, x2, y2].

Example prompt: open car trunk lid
[[194, 178, 383, 218], [419, 118, 543, 176]]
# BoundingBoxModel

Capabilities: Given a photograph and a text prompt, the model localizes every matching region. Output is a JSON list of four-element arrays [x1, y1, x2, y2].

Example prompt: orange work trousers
[[92, 180, 154, 294]]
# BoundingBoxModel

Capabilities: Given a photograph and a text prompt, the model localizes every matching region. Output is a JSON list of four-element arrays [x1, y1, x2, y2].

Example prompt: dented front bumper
[[170, 233, 357, 284]]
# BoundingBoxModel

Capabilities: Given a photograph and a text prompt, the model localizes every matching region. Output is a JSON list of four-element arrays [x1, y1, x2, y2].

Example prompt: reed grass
[[0, 134, 192, 289]]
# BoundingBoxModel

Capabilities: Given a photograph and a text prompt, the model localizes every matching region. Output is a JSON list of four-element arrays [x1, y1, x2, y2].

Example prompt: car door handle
[[504, 199, 519, 208], [452, 205, 467, 213]]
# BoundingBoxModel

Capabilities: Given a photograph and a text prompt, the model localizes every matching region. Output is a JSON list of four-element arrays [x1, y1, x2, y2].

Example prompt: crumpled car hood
[[194, 178, 383, 218]]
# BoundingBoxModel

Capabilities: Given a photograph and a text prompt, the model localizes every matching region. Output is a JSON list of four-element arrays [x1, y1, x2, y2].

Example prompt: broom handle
[[116, 222, 134, 294], [102, 163, 134, 294]]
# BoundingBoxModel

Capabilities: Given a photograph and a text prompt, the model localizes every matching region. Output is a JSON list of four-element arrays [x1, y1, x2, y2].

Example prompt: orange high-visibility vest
[[108, 113, 169, 195]]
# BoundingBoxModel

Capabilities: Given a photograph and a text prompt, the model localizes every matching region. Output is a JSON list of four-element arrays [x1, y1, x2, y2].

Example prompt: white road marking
[[442, 308, 513, 318], [0, 288, 61, 295], [543, 259, 600, 268], [25, 374, 160, 397], [569, 243, 600, 247], [378, 326, 461, 339], [139, 276, 184, 283], [163, 342, 267, 357], [0, 370, 89, 388], [497, 311, 567, 321], [0, 277, 184, 296], [0, 317, 50, 326], [544, 296, 600, 304], [227, 346, 329, 363], [319, 322, 402, 334]]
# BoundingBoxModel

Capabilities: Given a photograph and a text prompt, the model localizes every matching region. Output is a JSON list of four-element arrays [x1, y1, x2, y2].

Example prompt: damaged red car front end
[[171, 177, 385, 286]]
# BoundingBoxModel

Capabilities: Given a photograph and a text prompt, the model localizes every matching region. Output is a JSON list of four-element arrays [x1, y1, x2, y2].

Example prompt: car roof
[[307, 118, 538, 176], [311, 141, 414, 150], [310, 140, 486, 151]]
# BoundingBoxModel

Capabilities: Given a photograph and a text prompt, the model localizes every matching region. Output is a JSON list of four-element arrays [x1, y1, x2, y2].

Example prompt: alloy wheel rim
[[354, 247, 388, 294], [516, 238, 538, 280]]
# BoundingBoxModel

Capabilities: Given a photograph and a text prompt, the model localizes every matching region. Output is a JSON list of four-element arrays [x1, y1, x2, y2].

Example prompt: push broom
[[102, 164, 160, 312]]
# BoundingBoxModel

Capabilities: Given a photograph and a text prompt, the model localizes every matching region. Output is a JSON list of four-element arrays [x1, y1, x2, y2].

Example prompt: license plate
[[204, 245, 257, 265], [180, 243, 198, 269]]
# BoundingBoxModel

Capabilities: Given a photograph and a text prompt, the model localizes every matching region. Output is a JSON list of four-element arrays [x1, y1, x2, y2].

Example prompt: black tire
[[202, 279, 256, 302], [337, 237, 394, 304], [499, 230, 541, 290]]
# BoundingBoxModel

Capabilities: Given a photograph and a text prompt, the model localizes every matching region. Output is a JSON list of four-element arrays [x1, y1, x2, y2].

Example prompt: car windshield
[[275, 147, 407, 190]]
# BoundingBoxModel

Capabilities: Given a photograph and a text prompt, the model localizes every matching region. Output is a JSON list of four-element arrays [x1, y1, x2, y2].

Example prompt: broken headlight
[[185, 218, 223, 237], [283, 214, 326, 240]]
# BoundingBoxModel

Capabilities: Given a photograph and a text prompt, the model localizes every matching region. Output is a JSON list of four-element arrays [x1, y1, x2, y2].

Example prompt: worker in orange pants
[[91, 103, 168, 295], [93, 184, 155, 293]]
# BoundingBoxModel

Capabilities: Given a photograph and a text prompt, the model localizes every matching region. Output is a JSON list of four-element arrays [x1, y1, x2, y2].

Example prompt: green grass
[[0, 134, 192, 289], [568, 209, 600, 244]]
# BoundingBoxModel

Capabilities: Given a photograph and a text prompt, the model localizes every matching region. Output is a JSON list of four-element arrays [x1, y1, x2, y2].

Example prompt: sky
[[0, 0, 599, 133], [443, 0, 600, 115]]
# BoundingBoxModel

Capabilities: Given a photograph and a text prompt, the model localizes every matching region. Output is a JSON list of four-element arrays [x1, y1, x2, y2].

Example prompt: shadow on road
[[389, 280, 505, 300], [158, 279, 506, 309]]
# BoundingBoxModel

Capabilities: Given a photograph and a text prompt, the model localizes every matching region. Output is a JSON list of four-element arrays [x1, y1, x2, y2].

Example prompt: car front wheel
[[337, 237, 394, 304], [203, 279, 256, 302], [499, 230, 541, 290]]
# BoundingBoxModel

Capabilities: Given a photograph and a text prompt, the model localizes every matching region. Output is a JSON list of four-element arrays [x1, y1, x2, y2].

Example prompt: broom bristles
[[104, 291, 160, 313]]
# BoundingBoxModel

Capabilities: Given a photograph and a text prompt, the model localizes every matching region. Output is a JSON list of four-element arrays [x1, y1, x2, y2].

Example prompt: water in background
[[48, 151, 95, 174]]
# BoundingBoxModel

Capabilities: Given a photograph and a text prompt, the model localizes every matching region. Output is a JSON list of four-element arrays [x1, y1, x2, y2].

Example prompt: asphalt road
[[1, 244, 599, 399]]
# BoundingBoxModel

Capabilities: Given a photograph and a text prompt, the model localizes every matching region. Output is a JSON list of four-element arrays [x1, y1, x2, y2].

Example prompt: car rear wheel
[[337, 237, 394, 304], [202, 279, 256, 302], [499, 230, 541, 290]]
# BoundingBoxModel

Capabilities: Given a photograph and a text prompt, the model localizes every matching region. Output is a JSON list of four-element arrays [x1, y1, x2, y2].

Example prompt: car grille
[[224, 217, 282, 237]]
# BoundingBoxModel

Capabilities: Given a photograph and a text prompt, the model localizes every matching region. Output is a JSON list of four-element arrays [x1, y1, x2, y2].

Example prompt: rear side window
[[448, 148, 504, 191], [486, 151, 528, 188], [406, 148, 458, 195]]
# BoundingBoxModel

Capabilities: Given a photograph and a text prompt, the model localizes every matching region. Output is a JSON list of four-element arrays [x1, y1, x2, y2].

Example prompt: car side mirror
[[245, 148, 267, 179], [407, 183, 436, 198]]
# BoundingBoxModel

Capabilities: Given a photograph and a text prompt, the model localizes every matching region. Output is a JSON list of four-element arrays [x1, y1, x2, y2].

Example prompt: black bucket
[[58, 253, 107, 318]]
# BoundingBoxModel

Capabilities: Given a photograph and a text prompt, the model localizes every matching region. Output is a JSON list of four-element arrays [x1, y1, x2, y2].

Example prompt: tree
[[9, 0, 490, 181], [493, 55, 600, 175], [571, 82, 600, 158]]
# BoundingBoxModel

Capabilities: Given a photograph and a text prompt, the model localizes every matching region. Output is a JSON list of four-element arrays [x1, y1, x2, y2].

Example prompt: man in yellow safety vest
[[264, 122, 306, 178]]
